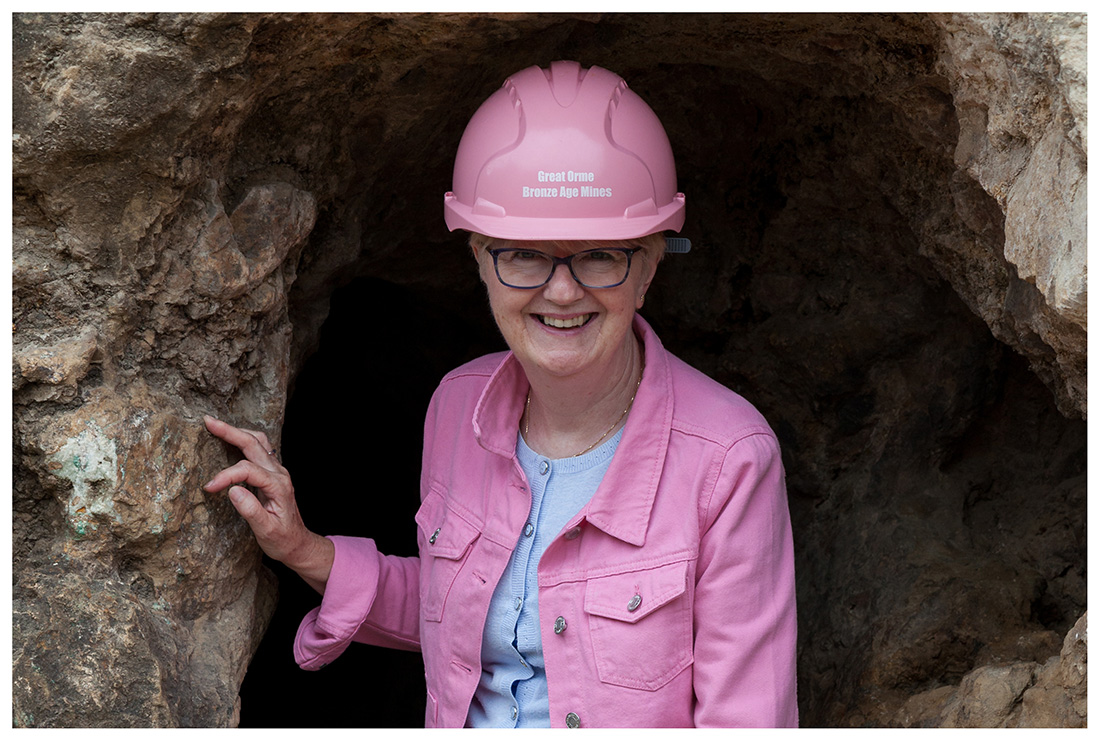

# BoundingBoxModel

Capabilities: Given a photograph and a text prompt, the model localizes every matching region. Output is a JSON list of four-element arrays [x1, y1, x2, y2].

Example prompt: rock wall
[[11, 13, 1086, 727]]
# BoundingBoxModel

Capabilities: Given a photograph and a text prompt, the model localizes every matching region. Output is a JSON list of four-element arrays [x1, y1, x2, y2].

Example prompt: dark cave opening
[[239, 275, 504, 727]]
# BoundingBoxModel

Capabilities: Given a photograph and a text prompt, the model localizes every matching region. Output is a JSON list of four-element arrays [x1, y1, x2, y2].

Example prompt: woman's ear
[[635, 252, 660, 308], [468, 233, 493, 261], [467, 235, 485, 283], [470, 242, 491, 285], [631, 233, 665, 306]]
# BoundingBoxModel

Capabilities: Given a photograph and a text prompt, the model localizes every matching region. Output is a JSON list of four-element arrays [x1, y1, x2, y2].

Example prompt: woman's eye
[[585, 251, 615, 262]]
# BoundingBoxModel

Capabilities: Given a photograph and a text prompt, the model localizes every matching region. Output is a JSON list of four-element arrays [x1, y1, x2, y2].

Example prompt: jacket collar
[[471, 315, 673, 547]]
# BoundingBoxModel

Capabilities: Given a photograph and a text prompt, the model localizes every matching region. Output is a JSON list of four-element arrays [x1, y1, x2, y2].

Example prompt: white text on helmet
[[537, 170, 596, 183], [521, 186, 613, 199]]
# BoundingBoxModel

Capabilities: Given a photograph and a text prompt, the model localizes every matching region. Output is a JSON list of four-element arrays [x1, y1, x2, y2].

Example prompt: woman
[[204, 61, 797, 727]]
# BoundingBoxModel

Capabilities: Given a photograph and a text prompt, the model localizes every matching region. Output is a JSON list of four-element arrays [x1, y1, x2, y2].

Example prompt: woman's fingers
[[241, 428, 273, 451], [201, 415, 330, 588], [237, 426, 278, 461], [204, 415, 280, 469], [202, 414, 294, 512], [203, 458, 274, 497]]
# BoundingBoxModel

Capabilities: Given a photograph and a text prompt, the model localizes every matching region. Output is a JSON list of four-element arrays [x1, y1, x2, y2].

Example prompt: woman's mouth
[[536, 313, 594, 329]]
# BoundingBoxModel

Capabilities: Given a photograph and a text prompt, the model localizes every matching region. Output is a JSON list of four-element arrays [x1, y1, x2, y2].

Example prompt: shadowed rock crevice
[[12, 13, 1085, 728]]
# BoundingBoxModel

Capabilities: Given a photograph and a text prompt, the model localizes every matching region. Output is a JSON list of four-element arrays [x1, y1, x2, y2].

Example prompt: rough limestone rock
[[1017, 612, 1088, 727], [11, 13, 1085, 727], [894, 612, 1086, 727], [934, 13, 1086, 416]]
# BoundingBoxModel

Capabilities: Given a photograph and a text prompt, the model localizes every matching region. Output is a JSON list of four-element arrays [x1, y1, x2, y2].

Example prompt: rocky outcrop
[[12, 13, 1085, 727], [933, 14, 1086, 417], [894, 612, 1087, 727]]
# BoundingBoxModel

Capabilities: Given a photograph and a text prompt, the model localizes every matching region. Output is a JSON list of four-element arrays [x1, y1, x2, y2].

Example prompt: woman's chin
[[531, 352, 593, 379], [516, 322, 592, 369]]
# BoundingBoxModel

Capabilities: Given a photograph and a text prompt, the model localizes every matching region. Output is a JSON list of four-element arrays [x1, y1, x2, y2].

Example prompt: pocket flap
[[415, 492, 480, 560], [584, 560, 689, 624]]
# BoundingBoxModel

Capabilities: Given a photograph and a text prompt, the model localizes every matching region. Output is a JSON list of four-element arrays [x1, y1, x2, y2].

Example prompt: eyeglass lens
[[494, 249, 633, 288]]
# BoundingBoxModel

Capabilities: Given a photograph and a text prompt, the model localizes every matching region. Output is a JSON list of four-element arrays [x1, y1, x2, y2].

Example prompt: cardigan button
[[565, 712, 581, 728], [553, 616, 567, 635]]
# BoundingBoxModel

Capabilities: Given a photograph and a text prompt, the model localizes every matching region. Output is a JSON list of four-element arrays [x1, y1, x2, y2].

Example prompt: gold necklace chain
[[523, 369, 643, 457]]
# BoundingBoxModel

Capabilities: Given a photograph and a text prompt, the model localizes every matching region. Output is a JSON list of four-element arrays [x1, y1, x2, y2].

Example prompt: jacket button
[[565, 712, 580, 728], [429, 527, 440, 545], [627, 594, 642, 612], [563, 527, 581, 540], [553, 616, 567, 635]]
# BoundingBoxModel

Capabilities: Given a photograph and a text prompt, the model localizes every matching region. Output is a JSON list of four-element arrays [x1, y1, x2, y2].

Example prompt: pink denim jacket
[[294, 316, 798, 727]]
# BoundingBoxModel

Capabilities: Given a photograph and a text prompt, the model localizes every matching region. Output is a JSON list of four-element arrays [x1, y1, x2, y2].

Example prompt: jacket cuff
[[293, 535, 381, 670]]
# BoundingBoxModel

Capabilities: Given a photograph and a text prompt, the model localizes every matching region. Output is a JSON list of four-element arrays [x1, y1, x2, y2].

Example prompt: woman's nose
[[542, 262, 586, 303]]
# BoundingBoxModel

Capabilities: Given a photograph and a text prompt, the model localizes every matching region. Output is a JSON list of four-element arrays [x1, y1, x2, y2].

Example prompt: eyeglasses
[[487, 247, 643, 289]]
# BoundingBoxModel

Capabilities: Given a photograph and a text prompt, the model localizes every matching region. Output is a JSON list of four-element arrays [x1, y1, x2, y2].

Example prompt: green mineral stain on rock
[[49, 423, 121, 539]]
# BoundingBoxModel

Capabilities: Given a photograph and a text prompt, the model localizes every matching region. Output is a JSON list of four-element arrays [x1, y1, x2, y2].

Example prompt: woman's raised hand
[[203, 415, 333, 592]]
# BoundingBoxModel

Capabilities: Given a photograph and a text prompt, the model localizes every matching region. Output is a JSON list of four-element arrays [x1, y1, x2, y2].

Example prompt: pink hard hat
[[444, 61, 686, 241]]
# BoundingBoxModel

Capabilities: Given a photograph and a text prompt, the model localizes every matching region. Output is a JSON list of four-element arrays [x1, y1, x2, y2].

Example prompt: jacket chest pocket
[[415, 491, 481, 623], [583, 559, 693, 691]]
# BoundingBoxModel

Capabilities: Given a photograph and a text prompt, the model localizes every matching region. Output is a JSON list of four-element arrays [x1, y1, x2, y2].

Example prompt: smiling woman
[[205, 59, 797, 728], [10, 13, 1087, 730], [471, 236, 657, 458]]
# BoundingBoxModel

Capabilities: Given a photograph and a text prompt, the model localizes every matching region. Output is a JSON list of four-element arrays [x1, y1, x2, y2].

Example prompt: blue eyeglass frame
[[487, 246, 644, 289]]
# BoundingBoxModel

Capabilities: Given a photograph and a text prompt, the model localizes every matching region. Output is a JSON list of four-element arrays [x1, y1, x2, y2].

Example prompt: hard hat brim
[[444, 192, 686, 241]]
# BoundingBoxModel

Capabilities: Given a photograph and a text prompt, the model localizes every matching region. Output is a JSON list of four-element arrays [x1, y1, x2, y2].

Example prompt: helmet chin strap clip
[[665, 237, 692, 254]]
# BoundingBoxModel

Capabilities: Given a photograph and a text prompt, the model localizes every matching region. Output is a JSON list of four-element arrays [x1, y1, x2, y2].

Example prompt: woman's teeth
[[539, 314, 592, 328]]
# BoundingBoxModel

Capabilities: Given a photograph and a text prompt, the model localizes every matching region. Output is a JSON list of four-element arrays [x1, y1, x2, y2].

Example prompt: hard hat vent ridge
[[547, 60, 586, 107]]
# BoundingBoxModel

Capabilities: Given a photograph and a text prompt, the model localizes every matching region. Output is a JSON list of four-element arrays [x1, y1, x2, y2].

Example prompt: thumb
[[228, 486, 266, 524]]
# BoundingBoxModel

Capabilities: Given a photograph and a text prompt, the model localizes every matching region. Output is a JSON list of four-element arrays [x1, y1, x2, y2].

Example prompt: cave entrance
[[232, 15, 1085, 728], [239, 276, 503, 727]]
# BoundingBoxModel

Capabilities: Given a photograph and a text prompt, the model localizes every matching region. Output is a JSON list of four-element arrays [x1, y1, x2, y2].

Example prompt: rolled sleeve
[[293, 535, 383, 670]]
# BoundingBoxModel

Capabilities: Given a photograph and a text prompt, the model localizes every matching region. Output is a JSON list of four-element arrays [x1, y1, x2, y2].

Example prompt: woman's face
[[475, 240, 659, 382]]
